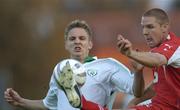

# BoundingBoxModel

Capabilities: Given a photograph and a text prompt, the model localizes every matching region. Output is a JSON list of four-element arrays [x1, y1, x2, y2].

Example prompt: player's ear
[[65, 41, 68, 50], [88, 41, 93, 50], [162, 23, 169, 33]]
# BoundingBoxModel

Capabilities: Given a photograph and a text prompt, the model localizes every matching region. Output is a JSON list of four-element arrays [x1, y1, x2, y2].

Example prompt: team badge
[[163, 44, 173, 51], [87, 69, 97, 77]]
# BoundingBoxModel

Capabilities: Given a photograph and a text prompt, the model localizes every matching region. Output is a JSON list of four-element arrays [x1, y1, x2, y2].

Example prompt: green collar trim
[[84, 56, 96, 63]]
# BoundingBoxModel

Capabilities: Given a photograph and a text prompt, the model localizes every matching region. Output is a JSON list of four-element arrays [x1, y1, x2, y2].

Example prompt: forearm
[[128, 83, 155, 107], [128, 50, 167, 67], [19, 99, 47, 110], [142, 83, 155, 100], [132, 82, 155, 105], [133, 71, 145, 97]]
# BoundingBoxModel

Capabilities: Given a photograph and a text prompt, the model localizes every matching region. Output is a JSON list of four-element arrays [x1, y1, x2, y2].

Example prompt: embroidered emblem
[[163, 44, 173, 51], [87, 69, 97, 77]]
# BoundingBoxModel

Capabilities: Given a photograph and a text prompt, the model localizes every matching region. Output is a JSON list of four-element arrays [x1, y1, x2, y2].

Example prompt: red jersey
[[151, 32, 180, 109]]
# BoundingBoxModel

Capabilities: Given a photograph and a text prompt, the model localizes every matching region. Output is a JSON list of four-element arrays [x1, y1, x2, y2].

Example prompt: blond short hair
[[64, 20, 92, 40]]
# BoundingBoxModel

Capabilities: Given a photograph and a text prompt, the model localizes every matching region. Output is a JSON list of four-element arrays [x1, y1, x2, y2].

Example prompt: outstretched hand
[[117, 34, 132, 56], [4, 88, 24, 107]]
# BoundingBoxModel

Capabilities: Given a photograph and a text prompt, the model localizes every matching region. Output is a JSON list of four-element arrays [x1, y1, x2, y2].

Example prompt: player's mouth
[[146, 37, 155, 47], [146, 37, 153, 44], [74, 46, 82, 52]]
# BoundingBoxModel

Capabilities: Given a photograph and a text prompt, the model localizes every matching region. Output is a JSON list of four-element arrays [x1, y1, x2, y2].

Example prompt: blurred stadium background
[[0, 0, 180, 109]]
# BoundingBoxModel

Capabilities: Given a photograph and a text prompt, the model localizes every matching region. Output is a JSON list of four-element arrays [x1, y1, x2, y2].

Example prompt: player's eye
[[147, 25, 154, 29], [69, 36, 76, 41], [79, 36, 87, 40]]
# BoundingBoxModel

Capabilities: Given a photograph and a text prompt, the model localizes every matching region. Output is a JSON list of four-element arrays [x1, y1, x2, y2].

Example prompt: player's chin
[[73, 51, 84, 55], [147, 42, 156, 48]]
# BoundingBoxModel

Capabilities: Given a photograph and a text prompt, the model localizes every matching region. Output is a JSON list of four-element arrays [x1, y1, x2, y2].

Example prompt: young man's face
[[65, 27, 93, 59], [141, 16, 168, 48]]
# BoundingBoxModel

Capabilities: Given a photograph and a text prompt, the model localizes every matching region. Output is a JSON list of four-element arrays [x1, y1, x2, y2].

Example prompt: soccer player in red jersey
[[117, 8, 180, 110]]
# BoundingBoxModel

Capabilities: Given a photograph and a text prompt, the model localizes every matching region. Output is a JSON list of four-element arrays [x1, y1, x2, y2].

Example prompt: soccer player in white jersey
[[4, 20, 144, 110]]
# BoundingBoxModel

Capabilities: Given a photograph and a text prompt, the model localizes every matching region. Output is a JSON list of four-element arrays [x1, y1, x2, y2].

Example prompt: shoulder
[[90, 57, 119, 65], [166, 32, 180, 46], [97, 58, 129, 71], [103, 58, 126, 67], [152, 34, 179, 53], [96, 57, 119, 63], [84, 58, 120, 68]]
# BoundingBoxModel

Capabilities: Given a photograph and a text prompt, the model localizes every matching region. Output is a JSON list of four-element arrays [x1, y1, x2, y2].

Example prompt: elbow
[[133, 89, 144, 98], [134, 92, 143, 98], [134, 92, 142, 98], [152, 53, 167, 67]]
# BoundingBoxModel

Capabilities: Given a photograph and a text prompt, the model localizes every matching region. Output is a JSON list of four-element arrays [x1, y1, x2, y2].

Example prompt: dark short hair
[[143, 8, 169, 25], [64, 19, 92, 40]]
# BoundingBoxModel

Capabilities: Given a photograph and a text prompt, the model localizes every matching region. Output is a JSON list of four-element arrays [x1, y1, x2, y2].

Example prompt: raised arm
[[117, 35, 167, 68], [4, 88, 47, 110], [128, 51, 167, 67]]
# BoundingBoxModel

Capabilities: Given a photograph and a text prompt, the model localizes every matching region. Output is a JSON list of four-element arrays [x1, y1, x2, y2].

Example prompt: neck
[[71, 56, 87, 63], [162, 33, 169, 41]]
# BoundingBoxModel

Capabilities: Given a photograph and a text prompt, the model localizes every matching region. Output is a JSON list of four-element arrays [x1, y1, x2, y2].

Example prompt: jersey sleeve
[[111, 69, 134, 94], [168, 46, 180, 67], [152, 43, 180, 67], [43, 64, 60, 109], [108, 58, 134, 94]]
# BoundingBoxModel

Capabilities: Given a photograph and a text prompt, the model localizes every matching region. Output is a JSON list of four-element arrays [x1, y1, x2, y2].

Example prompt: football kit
[[43, 57, 134, 110], [132, 32, 180, 110]]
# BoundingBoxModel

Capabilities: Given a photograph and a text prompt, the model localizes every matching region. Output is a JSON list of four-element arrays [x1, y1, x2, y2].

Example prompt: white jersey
[[43, 58, 134, 110]]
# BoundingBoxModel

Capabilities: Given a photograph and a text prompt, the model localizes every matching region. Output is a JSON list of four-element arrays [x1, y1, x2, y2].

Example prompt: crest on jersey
[[87, 69, 97, 77], [163, 44, 173, 51]]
